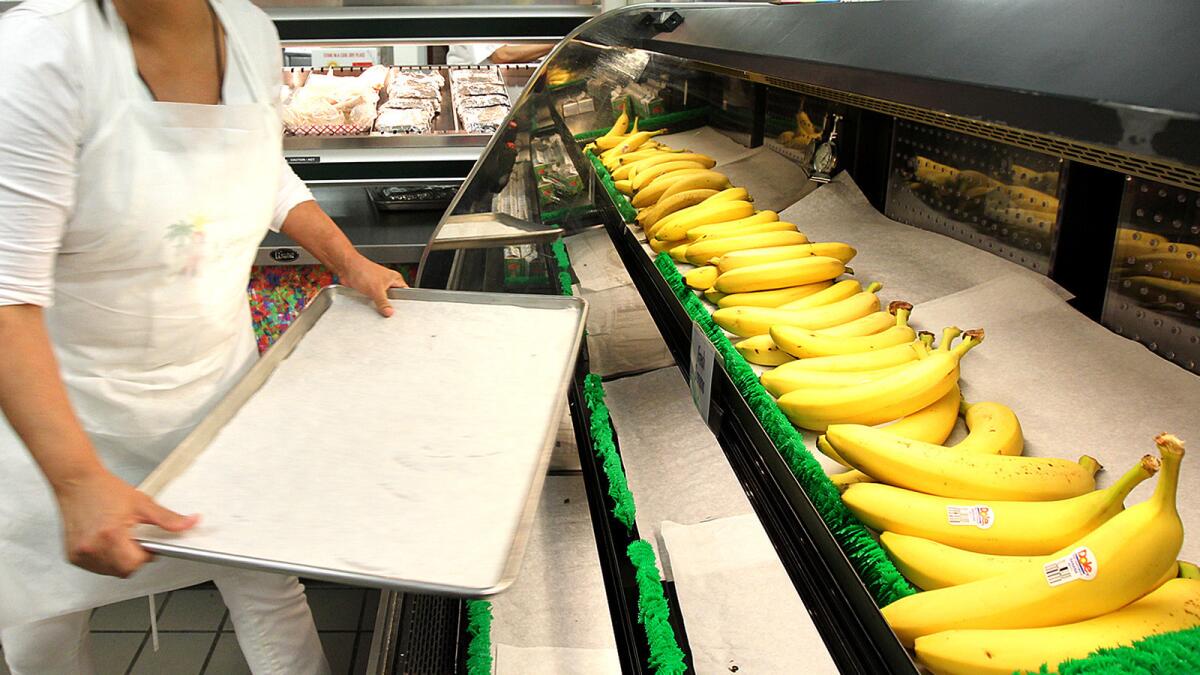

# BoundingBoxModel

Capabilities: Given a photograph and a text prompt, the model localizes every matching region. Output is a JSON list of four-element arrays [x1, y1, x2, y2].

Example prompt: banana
[[735, 335, 796, 366], [637, 189, 719, 228], [657, 172, 732, 201], [703, 288, 726, 305], [913, 578, 1200, 675], [704, 187, 751, 203], [712, 255, 843, 293], [776, 279, 866, 311], [716, 281, 834, 309], [668, 242, 689, 262], [599, 129, 665, 162], [771, 303, 917, 358], [778, 337, 923, 373], [606, 147, 678, 171], [779, 331, 984, 431], [684, 229, 808, 266], [630, 160, 709, 191], [686, 212, 780, 240], [648, 237, 680, 253], [715, 242, 857, 270], [762, 360, 917, 397], [848, 455, 1158, 558], [816, 306, 904, 338], [713, 286, 880, 337], [684, 265, 719, 290], [819, 383, 962, 475], [829, 470, 875, 490], [597, 108, 629, 144], [882, 434, 1185, 647], [880, 533, 1186, 591], [632, 170, 725, 207], [691, 221, 798, 241], [614, 179, 633, 195], [653, 201, 758, 241], [612, 153, 673, 180]]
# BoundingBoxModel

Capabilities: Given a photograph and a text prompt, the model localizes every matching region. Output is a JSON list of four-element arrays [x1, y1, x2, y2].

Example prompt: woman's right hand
[[54, 470, 198, 578]]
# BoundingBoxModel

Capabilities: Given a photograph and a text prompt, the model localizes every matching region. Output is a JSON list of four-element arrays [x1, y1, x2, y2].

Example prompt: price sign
[[689, 322, 722, 424]]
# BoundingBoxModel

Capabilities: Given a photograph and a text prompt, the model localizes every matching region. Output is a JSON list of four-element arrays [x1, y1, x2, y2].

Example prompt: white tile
[[90, 633, 146, 675], [158, 590, 227, 631], [202, 634, 252, 675], [129, 633, 214, 675]]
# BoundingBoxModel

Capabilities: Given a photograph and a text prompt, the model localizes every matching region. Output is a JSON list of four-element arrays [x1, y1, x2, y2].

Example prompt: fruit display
[[588, 121, 1194, 673]]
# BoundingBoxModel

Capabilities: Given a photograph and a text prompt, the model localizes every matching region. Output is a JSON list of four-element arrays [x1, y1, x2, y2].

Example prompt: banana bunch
[[712, 280, 882, 337], [881, 434, 1185, 650]]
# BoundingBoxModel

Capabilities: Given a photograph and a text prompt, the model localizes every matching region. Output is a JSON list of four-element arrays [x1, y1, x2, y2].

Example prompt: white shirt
[[446, 43, 504, 65], [0, 0, 312, 308]]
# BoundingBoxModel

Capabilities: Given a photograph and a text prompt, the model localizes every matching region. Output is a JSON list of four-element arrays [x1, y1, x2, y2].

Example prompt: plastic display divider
[[575, 108, 713, 142]]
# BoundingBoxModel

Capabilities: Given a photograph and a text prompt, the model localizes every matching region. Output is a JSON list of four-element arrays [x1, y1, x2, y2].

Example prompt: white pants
[[0, 568, 330, 675]]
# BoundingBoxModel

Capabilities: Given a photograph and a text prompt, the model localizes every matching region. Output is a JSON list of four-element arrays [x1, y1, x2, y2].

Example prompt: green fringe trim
[[584, 150, 639, 223], [540, 203, 596, 226], [574, 107, 711, 141], [464, 599, 493, 675], [582, 373, 638, 530], [1028, 625, 1200, 674], [550, 239, 573, 296], [627, 540, 689, 675], [652, 252, 917, 607]]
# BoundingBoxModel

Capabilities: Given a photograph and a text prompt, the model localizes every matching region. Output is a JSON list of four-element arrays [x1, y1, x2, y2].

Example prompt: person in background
[[446, 42, 555, 65], [0, 0, 406, 673]]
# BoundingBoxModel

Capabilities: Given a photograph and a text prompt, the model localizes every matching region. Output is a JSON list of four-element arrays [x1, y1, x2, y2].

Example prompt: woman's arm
[[279, 200, 409, 316], [0, 306, 196, 577]]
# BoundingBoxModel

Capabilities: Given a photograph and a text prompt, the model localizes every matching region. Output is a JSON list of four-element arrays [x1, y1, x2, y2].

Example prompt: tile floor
[[0, 581, 379, 675]]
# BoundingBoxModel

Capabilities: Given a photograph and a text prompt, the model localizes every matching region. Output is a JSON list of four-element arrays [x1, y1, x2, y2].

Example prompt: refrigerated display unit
[[392, 1, 1200, 673]]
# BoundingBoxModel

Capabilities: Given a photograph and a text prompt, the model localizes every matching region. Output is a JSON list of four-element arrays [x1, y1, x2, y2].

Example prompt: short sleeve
[[0, 11, 83, 307], [272, 158, 314, 232]]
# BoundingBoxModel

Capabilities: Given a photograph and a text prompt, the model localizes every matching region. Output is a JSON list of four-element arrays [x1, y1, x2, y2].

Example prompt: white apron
[[0, 0, 281, 629]]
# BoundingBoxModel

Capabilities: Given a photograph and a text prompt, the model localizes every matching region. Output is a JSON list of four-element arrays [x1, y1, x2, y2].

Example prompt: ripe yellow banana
[[684, 265, 719, 290], [691, 221, 798, 241], [779, 331, 984, 431], [713, 286, 880, 337], [882, 434, 1185, 647], [716, 281, 834, 309], [763, 360, 917, 397], [612, 152, 674, 179], [686, 211, 780, 240], [597, 109, 629, 143], [630, 160, 709, 191], [599, 129, 664, 162], [632, 170, 725, 207], [703, 288, 726, 304], [712, 255, 843, 293], [778, 337, 923, 373], [624, 151, 715, 174], [637, 189, 719, 228], [648, 237, 680, 253], [684, 229, 808, 266], [606, 147, 678, 171], [913, 578, 1200, 675], [614, 179, 633, 195], [705, 187, 751, 203], [735, 335, 796, 366], [668, 242, 689, 262], [658, 172, 732, 201], [847, 455, 1158, 558], [771, 302, 916, 358], [777, 279, 867, 311], [653, 201, 757, 241], [715, 242, 857, 270]]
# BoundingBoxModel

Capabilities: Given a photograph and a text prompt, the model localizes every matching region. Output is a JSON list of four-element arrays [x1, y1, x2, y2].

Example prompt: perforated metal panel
[[884, 120, 1063, 274], [1102, 177, 1200, 374]]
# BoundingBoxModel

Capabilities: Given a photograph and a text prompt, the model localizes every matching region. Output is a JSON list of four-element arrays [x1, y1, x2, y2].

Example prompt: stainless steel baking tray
[[135, 286, 587, 596]]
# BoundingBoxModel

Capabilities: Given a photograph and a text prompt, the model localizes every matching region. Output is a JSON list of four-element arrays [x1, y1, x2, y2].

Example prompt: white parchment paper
[[603, 367, 754, 577], [494, 645, 621, 675], [661, 516, 838, 675], [139, 293, 582, 592], [656, 127, 756, 165], [718, 146, 820, 213], [491, 476, 618, 653]]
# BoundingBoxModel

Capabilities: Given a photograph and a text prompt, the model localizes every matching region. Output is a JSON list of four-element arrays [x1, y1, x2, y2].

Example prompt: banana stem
[[1078, 455, 1103, 476], [865, 281, 883, 294], [1106, 454, 1161, 503], [950, 329, 984, 358], [1153, 433, 1185, 507], [939, 326, 964, 351], [889, 301, 914, 328], [1179, 561, 1200, 579]]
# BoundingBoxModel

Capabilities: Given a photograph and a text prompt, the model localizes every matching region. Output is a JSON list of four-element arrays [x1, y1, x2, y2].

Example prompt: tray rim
[[136, 285, 588, 596]]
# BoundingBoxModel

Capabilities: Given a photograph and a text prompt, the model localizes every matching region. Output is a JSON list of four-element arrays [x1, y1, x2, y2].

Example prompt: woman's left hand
[[339, 256, 408, 317]]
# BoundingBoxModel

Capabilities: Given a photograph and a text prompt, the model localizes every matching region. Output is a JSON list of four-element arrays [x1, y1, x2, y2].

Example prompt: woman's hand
[[55, 470, 198, 578], [338, 256, 409, 317]]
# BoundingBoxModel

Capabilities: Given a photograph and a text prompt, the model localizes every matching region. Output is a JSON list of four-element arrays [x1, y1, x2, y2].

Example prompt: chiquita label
[[946, 505, 994, 529], [1043, 546, 1098, 587]]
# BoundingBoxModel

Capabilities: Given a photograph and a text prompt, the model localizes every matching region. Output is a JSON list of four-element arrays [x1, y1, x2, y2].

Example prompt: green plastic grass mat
[[464, 599, 493, 675], [651, 252, 917, 607], [585, 150, 639, 223], [583, 373, 638, 530], [628, 540, 689, 675], [574, 107, 711, 141], [550, 239, 574, 296], [1027, 625, 1200, 674]]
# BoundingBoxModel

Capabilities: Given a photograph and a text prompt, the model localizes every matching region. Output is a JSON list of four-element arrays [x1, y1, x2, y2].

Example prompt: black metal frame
[[590, 180, 916, 674]]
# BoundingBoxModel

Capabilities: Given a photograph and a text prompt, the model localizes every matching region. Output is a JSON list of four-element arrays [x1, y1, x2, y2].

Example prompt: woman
[[0, 0, 405, 672]]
